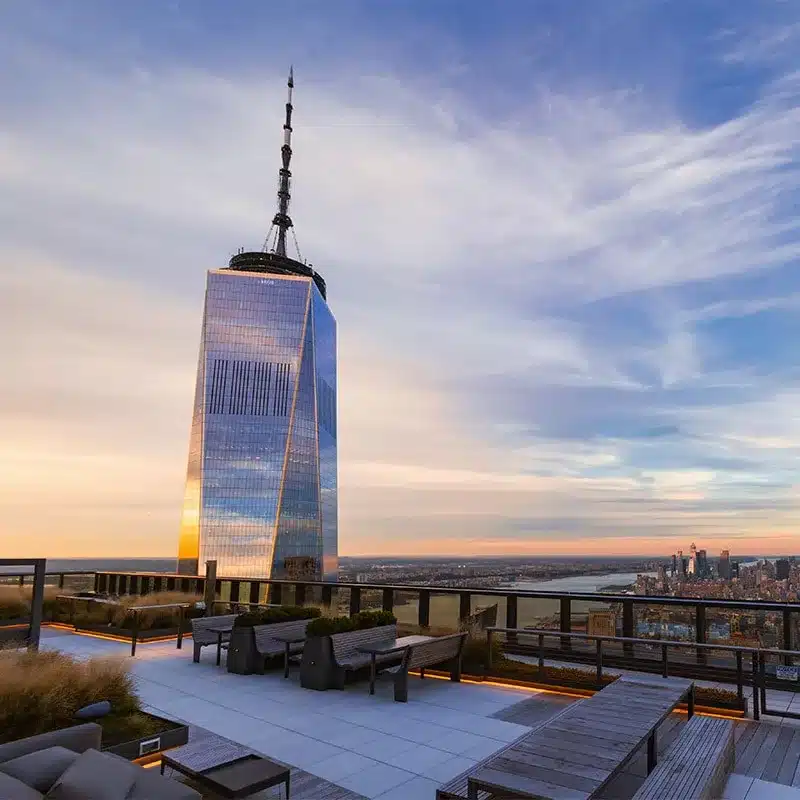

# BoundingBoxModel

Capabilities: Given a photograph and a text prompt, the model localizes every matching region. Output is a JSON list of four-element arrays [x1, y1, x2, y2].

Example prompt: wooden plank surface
[[469, 677, 693, 799]]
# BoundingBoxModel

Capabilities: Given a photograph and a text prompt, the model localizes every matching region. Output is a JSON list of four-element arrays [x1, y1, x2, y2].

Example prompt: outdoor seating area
[[0, 625, 797, 798]]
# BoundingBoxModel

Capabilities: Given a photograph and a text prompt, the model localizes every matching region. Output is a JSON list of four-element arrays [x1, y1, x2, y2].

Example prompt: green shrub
[[306, 610, 396, 637], [460, 636, 502, 673], [233, 605, 321, 628]]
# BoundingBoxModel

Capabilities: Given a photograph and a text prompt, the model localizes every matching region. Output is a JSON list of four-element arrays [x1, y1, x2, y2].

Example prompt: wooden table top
[[469, 677, 694, 799]]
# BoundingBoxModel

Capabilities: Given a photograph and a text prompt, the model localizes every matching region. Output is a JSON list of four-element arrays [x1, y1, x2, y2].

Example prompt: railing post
[[203, 561, 217, 617], [229, 580, 240, 604], [167, 577, 176, 592], [759, 651, 767, 712], [153, 576, 162, 594], [661, 643, 668, 678], [295, 584, 306, 607], [752, 652, 760, 720], [93, 573, 100, 593], [487, 629, 493, 669], [622, 600, 634, 657], [118, 575, 128, 595], [321, 585, 332, 610], [382, 588, 393, 613], [131, 610, 139, 657], [19, 574, 25, 587], [596, 639, 603, 685], [419, 590, 430, 629], [538, 633, 545, 670], [506, 595, 518, 629], [349, 587, 361, 617], [695, 604, 706, 665], [736, 651, 743, 706], [97, 574, 108, 594], [58, 573, 65, 590], [784, 609, 792, 666], [560, 597, 571, 651], [28, 560, 45, 652], [459, 593, 471, 627], [177, 605, 185, 650], [249, 581, 260, 606], [271, 583, 283, 606]]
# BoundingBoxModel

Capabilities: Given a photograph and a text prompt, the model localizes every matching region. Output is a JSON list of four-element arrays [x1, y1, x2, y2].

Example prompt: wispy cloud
[[1, 1, 799, 557]]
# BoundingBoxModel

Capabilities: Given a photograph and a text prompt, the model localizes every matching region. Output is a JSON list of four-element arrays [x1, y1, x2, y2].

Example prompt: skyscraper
[[178, 70, 338, 580], [719, 549, 731, 581]]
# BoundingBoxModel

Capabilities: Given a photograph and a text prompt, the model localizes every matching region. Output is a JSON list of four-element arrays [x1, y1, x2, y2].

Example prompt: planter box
[[300, 636, 338, 690], [300, 624, 398, 691], [102, 713, 189, 760], [226, 626, 262, 675]]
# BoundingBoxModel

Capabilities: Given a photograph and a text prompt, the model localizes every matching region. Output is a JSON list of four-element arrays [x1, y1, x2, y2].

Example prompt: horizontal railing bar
[[489, 626, 759, 654], [91, 571, 800, 614]]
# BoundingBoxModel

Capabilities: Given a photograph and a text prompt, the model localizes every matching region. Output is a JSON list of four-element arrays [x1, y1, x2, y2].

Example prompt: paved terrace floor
[[40, 629, 800, 799]]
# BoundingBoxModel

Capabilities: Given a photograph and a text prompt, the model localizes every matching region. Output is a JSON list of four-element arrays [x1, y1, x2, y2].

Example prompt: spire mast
[[273, 66, 294, 257]]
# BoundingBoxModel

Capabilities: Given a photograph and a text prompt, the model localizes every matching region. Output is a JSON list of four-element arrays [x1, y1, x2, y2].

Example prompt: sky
[[1, 0, 799, 559]]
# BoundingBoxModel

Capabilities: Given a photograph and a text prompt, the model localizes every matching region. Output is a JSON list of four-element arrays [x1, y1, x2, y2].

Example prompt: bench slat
[[632, 715, 734, 800]]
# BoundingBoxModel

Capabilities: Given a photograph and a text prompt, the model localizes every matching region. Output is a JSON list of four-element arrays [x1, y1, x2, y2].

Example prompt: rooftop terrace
[[39, 627, 800, 799]]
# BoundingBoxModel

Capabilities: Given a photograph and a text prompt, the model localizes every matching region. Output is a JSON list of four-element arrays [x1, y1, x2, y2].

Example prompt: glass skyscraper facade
[[178, 268, 337, 580]]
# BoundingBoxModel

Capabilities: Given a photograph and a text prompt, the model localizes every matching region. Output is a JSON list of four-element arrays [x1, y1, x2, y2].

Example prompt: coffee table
[[161, 745, 291, 798]]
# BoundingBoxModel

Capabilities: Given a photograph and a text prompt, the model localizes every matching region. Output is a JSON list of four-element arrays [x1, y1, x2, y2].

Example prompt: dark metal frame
[[0, 558, 45, 650]]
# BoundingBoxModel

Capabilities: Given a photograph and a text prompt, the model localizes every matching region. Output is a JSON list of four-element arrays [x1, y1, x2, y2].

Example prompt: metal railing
[[487, 627, 762, 718], [55, 595, 195, 656], [88, 569, 800, 656]]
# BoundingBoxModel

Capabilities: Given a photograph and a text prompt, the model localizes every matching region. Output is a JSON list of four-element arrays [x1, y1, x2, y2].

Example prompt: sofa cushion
[[127, 769, 202, 799], [0, 746, 79, 793], [0, 769, 43, 800], [45, 748, 136, 800]]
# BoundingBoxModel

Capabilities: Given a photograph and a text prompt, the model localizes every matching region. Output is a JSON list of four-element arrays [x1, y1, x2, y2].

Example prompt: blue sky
[[1, 0, 799, 557]]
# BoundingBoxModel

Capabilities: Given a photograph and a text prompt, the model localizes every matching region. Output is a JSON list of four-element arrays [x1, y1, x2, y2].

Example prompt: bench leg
[[394, 672, 409, 703], [687, 685, 695, 718], [193, 642, 202, 663], [647, 730, 657, 774], [369, 654, 377, 695], [284, 643, 290, 679], [451, 655, 462, 683], [420, 667, 425, 679]]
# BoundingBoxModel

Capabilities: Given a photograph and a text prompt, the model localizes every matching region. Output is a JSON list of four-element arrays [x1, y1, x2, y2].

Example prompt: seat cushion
[[0, 769, 43, 799], [0, 746, 79, 793], [127, 769, 201, 799], [44, 748, 137, 799]]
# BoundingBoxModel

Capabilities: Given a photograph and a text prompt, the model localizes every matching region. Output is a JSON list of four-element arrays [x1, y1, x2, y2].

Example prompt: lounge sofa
[[0, 723, 200, 799]]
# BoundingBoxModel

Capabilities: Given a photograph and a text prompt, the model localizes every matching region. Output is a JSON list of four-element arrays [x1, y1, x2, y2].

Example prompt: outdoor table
[[207, 624, 233, 667], [271, 631, 308, 678], [357, 634, 435, 695]]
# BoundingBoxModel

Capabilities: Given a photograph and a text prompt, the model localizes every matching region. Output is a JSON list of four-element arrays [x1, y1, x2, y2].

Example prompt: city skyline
[[2, 1, 800, 558]]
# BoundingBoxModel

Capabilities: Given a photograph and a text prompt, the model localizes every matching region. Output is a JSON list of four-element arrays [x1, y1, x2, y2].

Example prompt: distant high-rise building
[[671, 554, 677, 577], [177, 70, 338, 580], [719, 550, 731, 580], [697, 549, 708, 578], [776, 558, 790, 581], [677, 550, 686, 577]]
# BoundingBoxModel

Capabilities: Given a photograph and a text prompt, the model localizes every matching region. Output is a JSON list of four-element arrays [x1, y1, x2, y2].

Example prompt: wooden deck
[[595, 715, 800, 798]]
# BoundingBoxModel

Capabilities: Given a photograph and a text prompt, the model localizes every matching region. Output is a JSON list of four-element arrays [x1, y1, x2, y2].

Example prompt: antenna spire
[[269, 66, 295, 257]]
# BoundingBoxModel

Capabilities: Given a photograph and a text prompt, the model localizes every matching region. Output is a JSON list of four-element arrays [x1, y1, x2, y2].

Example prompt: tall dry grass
[[0, 585, 73, 621], [73, 591, 203, 630], [0, 649, 140, 742]]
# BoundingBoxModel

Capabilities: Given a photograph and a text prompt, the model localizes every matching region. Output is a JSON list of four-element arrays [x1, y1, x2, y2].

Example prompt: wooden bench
[[385, 632, 467, 702], [464, 677, 695, 799], [191, 615, 237, 663], [253, 618, 312, 674], [437, 703, 576, 800], [632, 715, 734, 800]]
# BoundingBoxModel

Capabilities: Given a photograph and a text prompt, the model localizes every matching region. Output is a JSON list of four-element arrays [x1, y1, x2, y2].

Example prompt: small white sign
[[776, 665, 799, 681]]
